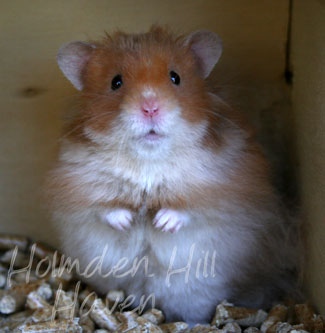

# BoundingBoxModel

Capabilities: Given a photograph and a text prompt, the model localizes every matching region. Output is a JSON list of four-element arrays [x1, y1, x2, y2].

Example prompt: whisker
[[198, 107, 240, 130], [58, 110, 119, 141], [114, 131, 128, 169]]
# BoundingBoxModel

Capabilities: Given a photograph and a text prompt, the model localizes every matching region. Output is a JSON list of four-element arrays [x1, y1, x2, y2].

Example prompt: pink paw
[[104, 209, 132, 231], [153, 209, 188, 233]]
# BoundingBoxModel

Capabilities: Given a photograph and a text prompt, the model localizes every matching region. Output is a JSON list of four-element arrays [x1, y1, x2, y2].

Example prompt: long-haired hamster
[[47, 26, 299, 324]]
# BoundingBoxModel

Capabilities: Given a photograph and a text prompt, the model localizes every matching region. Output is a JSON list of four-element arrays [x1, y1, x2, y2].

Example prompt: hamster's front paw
[[153, 209, 189, 233], [103, 209, 133, 231]]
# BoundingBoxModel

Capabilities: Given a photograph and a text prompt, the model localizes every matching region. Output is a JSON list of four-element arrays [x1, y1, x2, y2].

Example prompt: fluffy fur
[[47, 27, 299, 324]]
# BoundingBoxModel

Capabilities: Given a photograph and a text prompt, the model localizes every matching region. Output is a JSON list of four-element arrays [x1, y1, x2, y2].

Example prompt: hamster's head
[[57, 26, 222, 159]]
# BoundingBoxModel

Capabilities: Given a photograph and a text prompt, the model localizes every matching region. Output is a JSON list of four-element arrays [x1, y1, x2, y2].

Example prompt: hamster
[[47, 26, 299, 324]]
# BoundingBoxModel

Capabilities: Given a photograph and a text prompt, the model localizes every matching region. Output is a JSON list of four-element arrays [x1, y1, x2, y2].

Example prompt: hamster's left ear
[[57, 41, 96, 91], [185, 31, 223, 78]]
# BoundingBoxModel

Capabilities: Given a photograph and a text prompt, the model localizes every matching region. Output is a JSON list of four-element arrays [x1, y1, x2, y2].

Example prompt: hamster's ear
[[57, 41, 96, 91], [185, 31, 222, 78]]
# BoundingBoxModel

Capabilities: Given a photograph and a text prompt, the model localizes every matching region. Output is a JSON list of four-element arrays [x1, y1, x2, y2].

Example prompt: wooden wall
[[291, 0, 325, 315]]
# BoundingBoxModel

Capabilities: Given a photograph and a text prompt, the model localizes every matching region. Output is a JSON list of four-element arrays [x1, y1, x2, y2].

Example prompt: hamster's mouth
[[142, 129, 164, 142]]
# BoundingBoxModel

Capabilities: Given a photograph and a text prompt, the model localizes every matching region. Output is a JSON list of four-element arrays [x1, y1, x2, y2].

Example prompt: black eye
[[111, 74, 123, 90], [170, 71, 180, 85]]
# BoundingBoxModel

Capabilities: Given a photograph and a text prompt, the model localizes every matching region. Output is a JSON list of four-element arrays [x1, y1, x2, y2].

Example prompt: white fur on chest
[[59, 138, 230, 206]]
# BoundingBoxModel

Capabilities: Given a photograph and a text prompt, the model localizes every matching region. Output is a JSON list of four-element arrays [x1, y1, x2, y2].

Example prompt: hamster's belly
[[59, 209, 241, 322]]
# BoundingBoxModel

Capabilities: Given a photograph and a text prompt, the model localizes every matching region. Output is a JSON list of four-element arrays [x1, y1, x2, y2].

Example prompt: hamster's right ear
[[57, 41, 96, 91], [185, 31, 223, 78]]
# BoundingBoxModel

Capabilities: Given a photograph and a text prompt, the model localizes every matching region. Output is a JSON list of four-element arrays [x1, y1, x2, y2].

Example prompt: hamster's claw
[[153, 209, 187, 233], [104, 209, 132, 231]]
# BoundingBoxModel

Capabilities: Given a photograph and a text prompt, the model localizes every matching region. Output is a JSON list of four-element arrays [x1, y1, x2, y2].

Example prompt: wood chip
[[212, 301, 267, 328], [143, 308, 165, 325], [89, 298, 120, 331], [0, 235, 28, 251], [16, 318, 82, 332], [260, 304, 288, 333], [159, 321, 189, 332]]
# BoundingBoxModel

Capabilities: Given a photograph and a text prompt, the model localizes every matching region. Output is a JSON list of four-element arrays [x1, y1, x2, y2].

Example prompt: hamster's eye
[[170, 71, 180, 85], [111, 74, 123, 90]]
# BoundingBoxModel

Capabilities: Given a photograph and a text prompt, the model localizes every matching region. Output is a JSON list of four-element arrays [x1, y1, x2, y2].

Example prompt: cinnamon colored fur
[[47, 27, 299, 324]]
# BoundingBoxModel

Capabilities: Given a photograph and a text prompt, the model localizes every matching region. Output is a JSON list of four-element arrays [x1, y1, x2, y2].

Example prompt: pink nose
[[142, 99, 159, 117]]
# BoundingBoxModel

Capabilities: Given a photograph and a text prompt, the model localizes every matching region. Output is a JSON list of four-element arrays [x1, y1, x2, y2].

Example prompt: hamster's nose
[[142, 99, 159, 117]]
